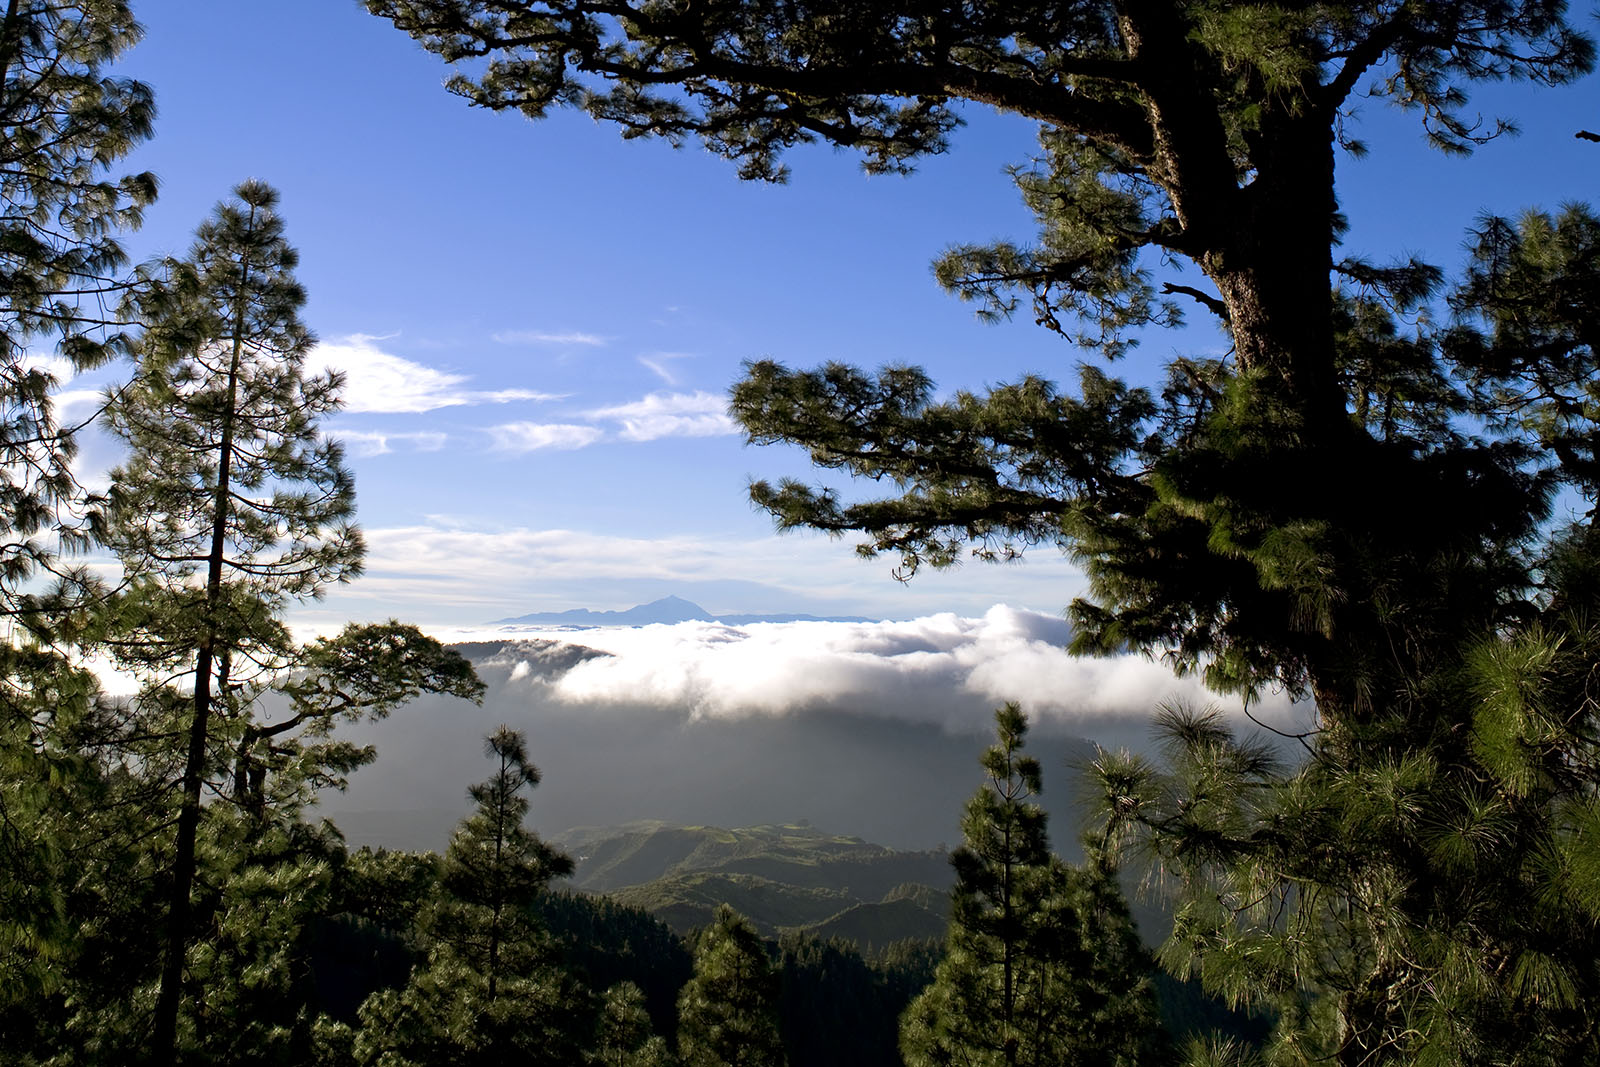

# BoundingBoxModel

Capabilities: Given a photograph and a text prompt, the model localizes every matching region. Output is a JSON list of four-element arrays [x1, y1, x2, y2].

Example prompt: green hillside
[[612, 871, 858, 934], [558, 821, 955, 945], [559, 820, 948, 890], [802, 897, 948, 950]]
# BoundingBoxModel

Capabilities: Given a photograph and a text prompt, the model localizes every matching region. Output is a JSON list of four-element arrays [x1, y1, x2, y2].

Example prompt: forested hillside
[[5, 1, 1600, 1065], [558, 821, 953, 944]]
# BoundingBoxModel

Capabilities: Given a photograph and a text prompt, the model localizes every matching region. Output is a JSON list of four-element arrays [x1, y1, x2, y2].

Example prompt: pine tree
[[431, 725, 575, 998], [337, 726, 590, 1067], [367, 0, 1595, 726], [101, 181, 485, 1062], [0, 0, 154, 1015], [901, 703, 1163, 1067], [0, 649, 109, 1036], [1075, 206, 1600, 1066], [1094, 596, 1600, 1064], [100, 178, 356, 1060], [677, 905, 786, 1067], [596, 981, 677, 1067], [1, 0, 155, 598]]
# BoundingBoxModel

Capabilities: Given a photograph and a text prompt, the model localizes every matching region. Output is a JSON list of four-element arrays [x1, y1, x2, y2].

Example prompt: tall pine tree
[[901, 703, 1163, 1067], [678, 905, 786, 1067], [103, 182, 484, 1063], [334, 726, 589, 1067], [103, 178, 357, 1060], [0, 0, 154, 1008], [431, 725, 574, 999]]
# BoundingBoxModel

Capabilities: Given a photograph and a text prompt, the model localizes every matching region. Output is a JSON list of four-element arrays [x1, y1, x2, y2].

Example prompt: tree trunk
[[151, 210, 255, 1062], [151, 641, 214, 1061], [1206, 111, 1345, 432]]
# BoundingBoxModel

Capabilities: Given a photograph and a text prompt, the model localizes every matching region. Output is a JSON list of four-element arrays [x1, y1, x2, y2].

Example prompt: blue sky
[[72, 0, 1600, 631]]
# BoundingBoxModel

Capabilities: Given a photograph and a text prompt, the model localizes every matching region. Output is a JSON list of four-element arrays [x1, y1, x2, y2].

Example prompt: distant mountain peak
[[642, 594, 706, 612], [494, 596, 713, 627], [492, 595, 877, 628]]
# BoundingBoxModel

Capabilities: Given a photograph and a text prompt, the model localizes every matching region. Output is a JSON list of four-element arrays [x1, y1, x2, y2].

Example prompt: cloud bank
[[301, 524, 1090, 627], [325, 607, 1310, 850], [442, 605, 1308, 741]]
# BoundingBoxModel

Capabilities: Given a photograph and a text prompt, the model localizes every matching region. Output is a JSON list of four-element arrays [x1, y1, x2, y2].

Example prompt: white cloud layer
[[589, 390, 737, 441], [53, 387, 108, 427], [311, 335, 558, 413], [435, 606, 1308, 738], [487, 422, 605, 453]]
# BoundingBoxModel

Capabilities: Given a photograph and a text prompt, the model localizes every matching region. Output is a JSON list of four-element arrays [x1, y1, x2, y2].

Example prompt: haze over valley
[[321, 599, 1307, 851]]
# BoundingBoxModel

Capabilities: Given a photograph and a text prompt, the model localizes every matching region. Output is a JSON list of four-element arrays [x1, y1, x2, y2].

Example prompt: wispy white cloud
[[310, 335, 560, 414], [637, 352, 694, 386], [36, 355, 106, 427], [487, 422, 605, 453], [589, 390, 736, 441], [335, 429, 449, 457], [23, 353, 76, 381], [492, 330, 608, 347]]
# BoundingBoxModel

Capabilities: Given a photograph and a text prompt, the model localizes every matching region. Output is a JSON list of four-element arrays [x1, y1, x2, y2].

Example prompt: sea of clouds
[[435, 604, 1307, 739], [317, 605, 1313, 850]]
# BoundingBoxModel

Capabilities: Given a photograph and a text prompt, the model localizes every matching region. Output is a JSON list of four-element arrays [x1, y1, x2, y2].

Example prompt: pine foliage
[[0, 0, 155, 606], [678, 905, 787, 1067], [330, 727, 589, 1067], [901, 704, 1165, 1067]]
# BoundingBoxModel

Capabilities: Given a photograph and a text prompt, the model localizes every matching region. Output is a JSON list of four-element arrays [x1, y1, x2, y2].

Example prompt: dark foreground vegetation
[[5, 1, 1600, 1064]]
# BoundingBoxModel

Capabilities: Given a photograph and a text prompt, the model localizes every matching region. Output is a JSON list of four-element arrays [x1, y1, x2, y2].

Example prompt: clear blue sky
[[77, 0, 1600, 630]]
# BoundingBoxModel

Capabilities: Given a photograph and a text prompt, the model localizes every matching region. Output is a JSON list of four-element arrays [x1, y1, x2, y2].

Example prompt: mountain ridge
[[494, 594, 877, 627], [554, 821, 953, 946]]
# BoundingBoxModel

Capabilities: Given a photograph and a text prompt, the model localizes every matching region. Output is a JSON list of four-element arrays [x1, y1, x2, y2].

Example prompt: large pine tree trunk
[[1207, 114, 1345, 430], [1131, 15, 1387, 721]]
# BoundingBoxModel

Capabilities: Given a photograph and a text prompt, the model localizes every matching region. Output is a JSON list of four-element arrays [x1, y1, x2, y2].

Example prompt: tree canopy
[[370, 2, 1600, 1062], [678, 904, 787, 1067], [901, 704, 1163, 1067], [0, 0, 155, 633], [370, 0, 1597, 723]]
